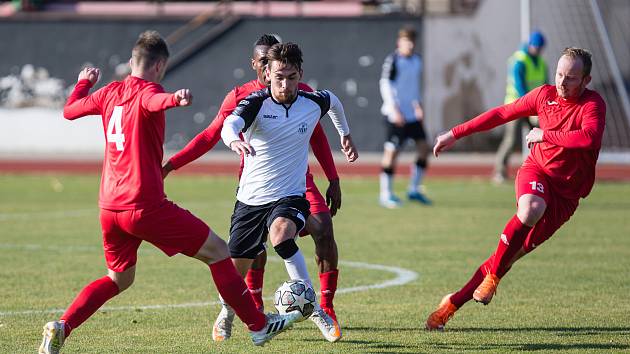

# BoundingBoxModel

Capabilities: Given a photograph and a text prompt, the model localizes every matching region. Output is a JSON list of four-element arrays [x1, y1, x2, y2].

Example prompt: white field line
[[0, 244, 418, 317]]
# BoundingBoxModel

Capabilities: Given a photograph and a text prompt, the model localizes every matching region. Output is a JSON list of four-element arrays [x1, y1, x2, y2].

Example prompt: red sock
[[209, 258, 266, 331], [60, 276, 120, 337], [450, 255, 493, 308], [245, 268, 265, 311], [491, 215, 532, 277], [319, 269, 338, 318]]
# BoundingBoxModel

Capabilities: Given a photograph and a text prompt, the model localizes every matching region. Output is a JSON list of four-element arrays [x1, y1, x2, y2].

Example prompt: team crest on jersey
[[298, 123, 308, 134]]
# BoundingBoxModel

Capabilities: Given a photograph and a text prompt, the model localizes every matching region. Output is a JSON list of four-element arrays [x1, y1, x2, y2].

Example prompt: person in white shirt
[[379, 26, 432, 208], [221, 42, 357, 343]]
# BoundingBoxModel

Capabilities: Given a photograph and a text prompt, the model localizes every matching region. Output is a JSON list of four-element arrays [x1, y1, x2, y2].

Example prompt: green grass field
[[1, 173, 629, 353]]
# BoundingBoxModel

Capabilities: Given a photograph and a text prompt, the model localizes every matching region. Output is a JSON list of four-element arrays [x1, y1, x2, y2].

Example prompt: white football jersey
[[222, 88, 349, 205]]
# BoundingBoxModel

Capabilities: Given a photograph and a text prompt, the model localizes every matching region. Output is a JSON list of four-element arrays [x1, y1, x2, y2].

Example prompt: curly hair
[[254, 34, 280, 47]]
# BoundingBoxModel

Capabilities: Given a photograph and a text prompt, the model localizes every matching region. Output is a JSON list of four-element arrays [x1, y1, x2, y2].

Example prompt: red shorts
[[100, 199, 210, 272], [515, 163, 579, 252], [299, 172, 330, 237]]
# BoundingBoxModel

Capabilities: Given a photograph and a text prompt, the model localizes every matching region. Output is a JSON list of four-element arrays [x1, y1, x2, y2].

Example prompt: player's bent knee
[[108, 267, 135, 292], [307, 213, 334, 243], [194, 231, 229, 264], [269, 218, 297, 246], [517, 194, 546, 226]]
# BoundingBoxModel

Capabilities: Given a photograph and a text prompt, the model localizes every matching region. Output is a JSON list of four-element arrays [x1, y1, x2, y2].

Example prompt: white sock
[[409, 164, 424, 193], [380, 172, 393, 199], [283, 249, 320, 311], [284, 249, 312, 287]]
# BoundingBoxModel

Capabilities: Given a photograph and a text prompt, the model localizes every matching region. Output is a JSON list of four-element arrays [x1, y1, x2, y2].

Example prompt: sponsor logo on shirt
[[263, 114, 278, 119], [298, 123, 308, 134]]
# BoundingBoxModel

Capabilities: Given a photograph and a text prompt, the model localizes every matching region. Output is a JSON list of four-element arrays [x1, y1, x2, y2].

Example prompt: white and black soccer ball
[[274, 279, 316, 320]]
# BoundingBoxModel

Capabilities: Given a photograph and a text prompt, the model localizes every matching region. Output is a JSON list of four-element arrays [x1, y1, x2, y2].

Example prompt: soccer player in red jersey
[[38, 31, 299, 354], [162, 34, 343, 340], [426, 47, 606, 330]]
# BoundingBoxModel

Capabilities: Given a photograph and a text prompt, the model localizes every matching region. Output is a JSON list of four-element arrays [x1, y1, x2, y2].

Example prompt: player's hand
[[526, 127, 544, 148], [341, 134, 358, 162], [162, 161, 174, 179], [230, 140, 255, 156], [393, 108, 405, 127], [433, 130, 456, 157], [414, 105, 424, 122], [78, 67, 100, 86], [174, 89, 192, 106], [326, 179, 342, 217]]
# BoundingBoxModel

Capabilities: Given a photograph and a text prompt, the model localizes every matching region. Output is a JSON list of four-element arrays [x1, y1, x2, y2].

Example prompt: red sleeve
[[543, 98, 606, 149], [299, 82, 314, 92], [141, 87, 178, 113], [298, 82, 339, 180], [452, 86, 541, 139], [310, 123, 339, 181], [63, 79, 103, 120], [168, 89, 238, 170]]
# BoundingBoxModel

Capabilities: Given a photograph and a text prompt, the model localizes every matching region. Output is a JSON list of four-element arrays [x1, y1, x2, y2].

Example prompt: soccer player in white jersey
[[379, 26, 432, 208], [221, 42, 358, 343]]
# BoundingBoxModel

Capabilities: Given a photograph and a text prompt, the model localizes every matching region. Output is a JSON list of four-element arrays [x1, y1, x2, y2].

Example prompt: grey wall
[[3, 0, 628, 155], [424, 0, 521, 151], [0, 16, 421, 153]]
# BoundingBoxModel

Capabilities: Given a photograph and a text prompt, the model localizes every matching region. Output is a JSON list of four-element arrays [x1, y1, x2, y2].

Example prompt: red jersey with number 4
[[64, 76, 179, 210], [452, 84, 606, 200]]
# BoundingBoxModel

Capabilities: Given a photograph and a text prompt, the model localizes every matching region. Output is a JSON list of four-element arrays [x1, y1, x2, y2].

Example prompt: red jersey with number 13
[[64, 76, 179, 210], [452, 84, 606, 200]]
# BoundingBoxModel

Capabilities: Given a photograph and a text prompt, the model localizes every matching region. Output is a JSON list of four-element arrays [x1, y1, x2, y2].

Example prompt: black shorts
[[385, 119, 426, 149], [228, 196, 310, 259]]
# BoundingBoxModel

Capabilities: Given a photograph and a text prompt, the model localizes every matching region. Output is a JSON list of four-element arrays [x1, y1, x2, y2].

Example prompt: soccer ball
[[274, 279, 316, 320]]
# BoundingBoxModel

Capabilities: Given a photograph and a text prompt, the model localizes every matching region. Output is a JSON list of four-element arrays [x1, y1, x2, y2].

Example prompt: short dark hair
[[254, 34, 280, 47], [562, 47, 592, 77], [398, 26, 417, 42], [132, 30, 169, 69], [266, 42, 303, 71]]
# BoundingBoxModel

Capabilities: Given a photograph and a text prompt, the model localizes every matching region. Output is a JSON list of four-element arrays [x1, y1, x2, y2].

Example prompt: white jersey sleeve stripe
[[327, 90, 350, 136]]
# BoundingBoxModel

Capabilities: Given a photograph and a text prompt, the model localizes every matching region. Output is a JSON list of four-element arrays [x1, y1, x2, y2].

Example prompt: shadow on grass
[[432, 342, 629, 352], [450, 326, 630, 335]]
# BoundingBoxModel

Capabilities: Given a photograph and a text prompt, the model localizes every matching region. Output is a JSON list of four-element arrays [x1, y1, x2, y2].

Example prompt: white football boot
[[212, 303, 235, 342], [38, 321, 65, 354], [310, 308, 342, 342], [250, 312, 301, 346]]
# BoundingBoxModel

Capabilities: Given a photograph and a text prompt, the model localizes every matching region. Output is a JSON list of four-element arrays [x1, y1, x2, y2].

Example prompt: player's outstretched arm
[[143, 88, 192, 112], [167, 90, 239, 174], [63, 67, 102, 120], [433, 130, 456, 157]]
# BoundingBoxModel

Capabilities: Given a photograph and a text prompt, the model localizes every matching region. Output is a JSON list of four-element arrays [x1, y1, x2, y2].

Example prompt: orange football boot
[[425, 293, 458, 331], [473, 273, 500, 305]]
